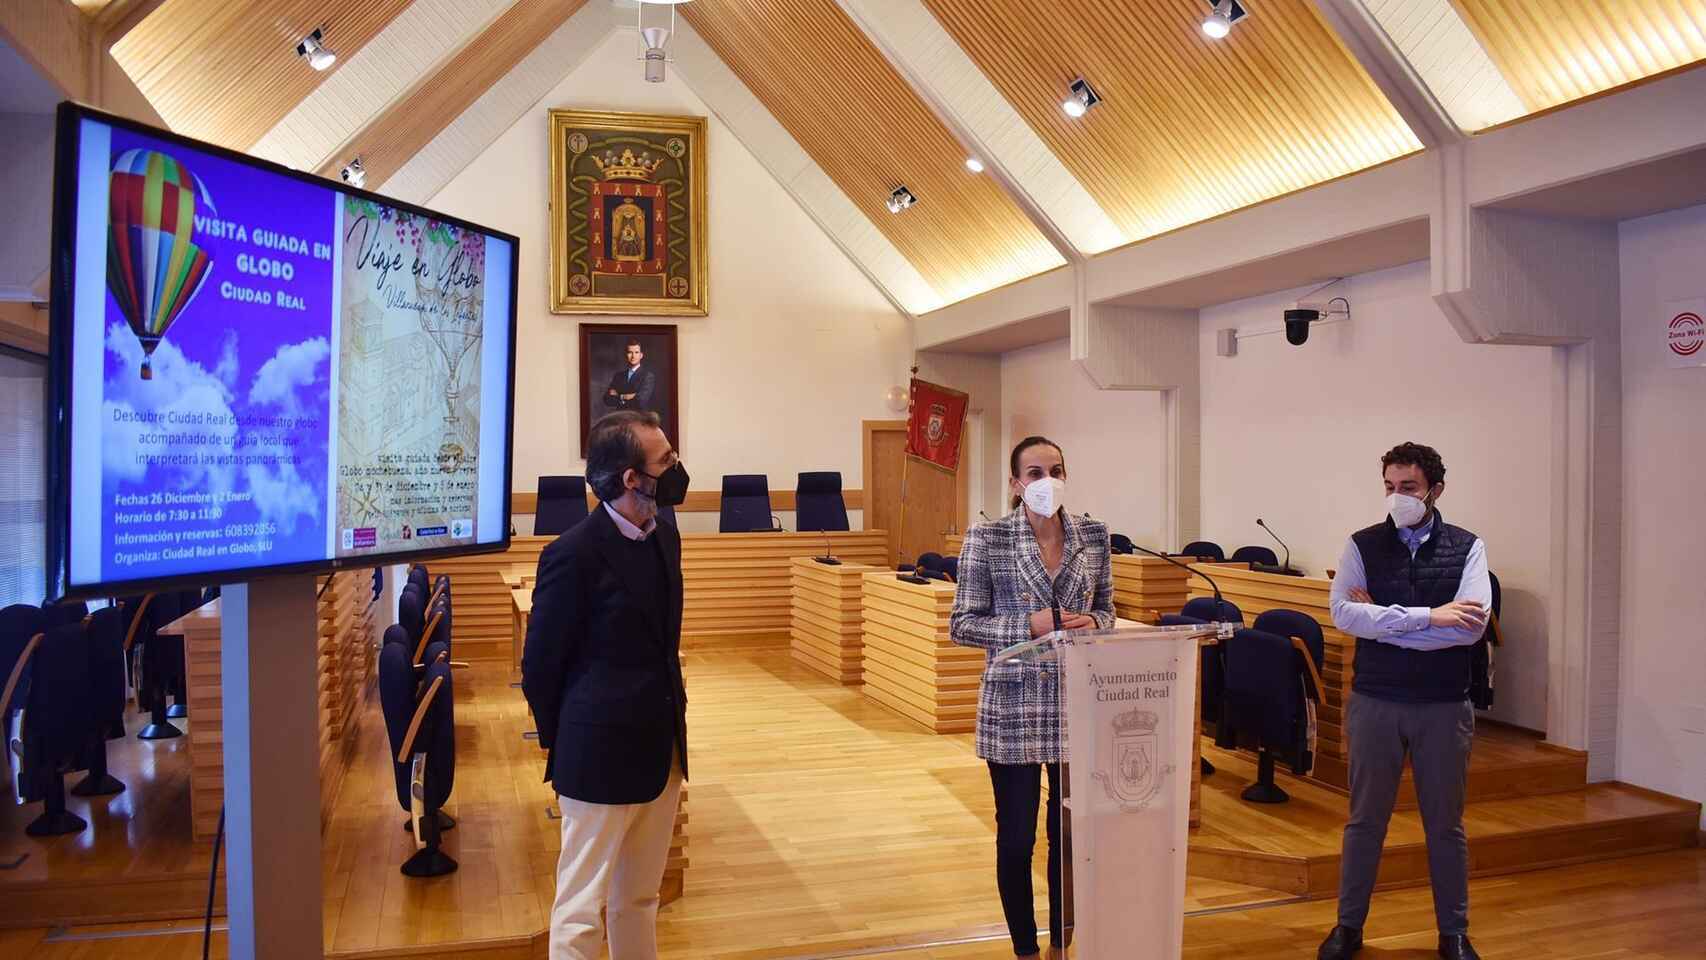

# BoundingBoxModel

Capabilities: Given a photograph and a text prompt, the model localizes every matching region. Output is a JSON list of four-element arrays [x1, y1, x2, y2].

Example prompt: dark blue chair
[[1181, 596, 1241, 625], [1179, 541, 1225, 562], [1109, 534, 1135, 555], [535, 476, 590, 536], [130, 592, 184, 740], [719, 475, 774, 532], [73, 606, 128, 797], [1216, 608, 1326, 804], [915, 552, 945, 574], [795, 472, 850, 533], [1231, 545, 1278, 567], [1, 603, 45, 728], [941, 557, 959, 582], [18, 621, 95, 835], [378, 638, 457, 876]]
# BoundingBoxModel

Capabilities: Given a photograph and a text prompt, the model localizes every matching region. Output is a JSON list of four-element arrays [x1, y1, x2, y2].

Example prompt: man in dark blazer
[[522, 409, 690, 960], [603, 339, 657, 412]]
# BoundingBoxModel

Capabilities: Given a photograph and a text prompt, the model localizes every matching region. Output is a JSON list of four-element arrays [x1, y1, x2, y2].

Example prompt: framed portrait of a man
[[579, 324, 680, 456], [549, 109, 708, 316]]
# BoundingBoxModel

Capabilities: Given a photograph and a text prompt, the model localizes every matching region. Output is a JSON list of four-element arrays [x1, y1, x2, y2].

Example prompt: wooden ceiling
[[920, 0, 1422, 246], [1451, 0, 1706, 116], [681, 0, 1066, 305], [110, 0, 414, 149], [314, 0, 589, 188]]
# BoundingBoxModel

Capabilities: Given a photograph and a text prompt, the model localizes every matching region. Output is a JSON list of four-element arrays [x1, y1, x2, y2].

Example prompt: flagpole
[[895, 368, 917, 568]]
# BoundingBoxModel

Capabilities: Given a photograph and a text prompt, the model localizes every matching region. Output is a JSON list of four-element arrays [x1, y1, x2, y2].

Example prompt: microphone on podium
[[978, 510, 993, 523], [1128, 540, 1237, 629], [1254, 518, 1301, 576], [813, 529, 842, 565]]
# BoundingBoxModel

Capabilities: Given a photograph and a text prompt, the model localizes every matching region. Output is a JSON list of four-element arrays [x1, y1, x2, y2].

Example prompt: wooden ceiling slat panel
[[1451, 0, 1706, 115], [921, 0, 1420, 245], [110, 0, 415, 149], [680, 0, 1063, 304], [316, 0, 589, 188]]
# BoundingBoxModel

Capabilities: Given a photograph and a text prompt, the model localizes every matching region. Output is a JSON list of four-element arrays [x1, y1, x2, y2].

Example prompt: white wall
[[424, 33, 911, 519], [0, 113, 55, 300], [999, 339, 1167, 543], [1617, 203, 1706, 826], [1198, 262, 1555, 732]]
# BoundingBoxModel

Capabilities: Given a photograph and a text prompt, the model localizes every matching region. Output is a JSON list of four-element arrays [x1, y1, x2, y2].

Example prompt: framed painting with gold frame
[[549, 109, 708, 316]]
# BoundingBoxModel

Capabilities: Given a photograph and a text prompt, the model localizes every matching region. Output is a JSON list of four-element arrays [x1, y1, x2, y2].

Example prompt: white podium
[[995, 622, 1229, 959]]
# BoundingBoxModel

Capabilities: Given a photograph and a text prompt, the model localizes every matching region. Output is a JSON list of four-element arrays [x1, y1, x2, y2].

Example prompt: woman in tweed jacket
[[950, 436, 1114, 959]]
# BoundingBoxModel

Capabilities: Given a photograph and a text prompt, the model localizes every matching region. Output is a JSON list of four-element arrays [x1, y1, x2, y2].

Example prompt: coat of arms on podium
[[1093, 707, 1169, 810], [549, 110, 707, 316]]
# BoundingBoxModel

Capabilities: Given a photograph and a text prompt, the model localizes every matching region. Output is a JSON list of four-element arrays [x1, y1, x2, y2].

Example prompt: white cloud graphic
[[248, 337, 329, 416], [103, 322, 239, 495]]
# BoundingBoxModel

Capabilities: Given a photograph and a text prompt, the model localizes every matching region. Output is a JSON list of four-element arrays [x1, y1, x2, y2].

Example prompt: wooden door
[[864, 420, 968, 568]]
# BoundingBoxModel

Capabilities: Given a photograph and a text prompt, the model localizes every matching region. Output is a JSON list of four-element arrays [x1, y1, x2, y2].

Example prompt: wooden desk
[[943, 533, 965, 558], [1187, 564, 1353, 788], [859, 574, 982, 733], [788, 558, 879, 684], [431, 531, 889, 658], [162, 571, 377, 842]]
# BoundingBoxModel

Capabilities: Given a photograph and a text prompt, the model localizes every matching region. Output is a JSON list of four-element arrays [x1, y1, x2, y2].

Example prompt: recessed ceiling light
[[296, 29, 336, 71], [965, 157, 984, 173], [885, 186, 917, 214], [1201, 1, 1247, 39], [1062, 77, 1101, 118]]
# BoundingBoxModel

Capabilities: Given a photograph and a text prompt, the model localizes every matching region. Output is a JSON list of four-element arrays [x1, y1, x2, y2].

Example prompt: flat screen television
[[45, 103, 519, 600]]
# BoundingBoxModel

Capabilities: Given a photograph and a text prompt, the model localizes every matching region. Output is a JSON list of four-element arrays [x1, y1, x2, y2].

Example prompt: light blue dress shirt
[[1328, 515, 1491, 651]]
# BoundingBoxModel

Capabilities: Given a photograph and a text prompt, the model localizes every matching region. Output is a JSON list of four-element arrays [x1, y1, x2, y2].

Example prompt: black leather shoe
[[1317, 925, 1362, 960], [1438, 934, 1481, 960]]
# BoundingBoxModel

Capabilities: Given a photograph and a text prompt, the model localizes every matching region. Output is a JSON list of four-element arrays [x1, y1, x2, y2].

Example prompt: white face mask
[[1022, 476, 1067, 517], [1386, 492, 1429, 528]]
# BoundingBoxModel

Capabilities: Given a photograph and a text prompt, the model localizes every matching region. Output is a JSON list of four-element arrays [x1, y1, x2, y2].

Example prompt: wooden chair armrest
[[448, 661, 470, 669], [1487, 611, 1504, 647], [1, 633, 44, 715], [412, 609, 443, 667], [1291, 636, 1327, 703], [427, 582, 447, 611], [123, 593, 155, 652], [397, 674, 445, 764]]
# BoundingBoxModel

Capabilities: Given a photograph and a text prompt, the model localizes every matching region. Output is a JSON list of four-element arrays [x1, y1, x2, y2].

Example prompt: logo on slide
[[1669, 311, 1704, 358], [450, 519, 472, 539]]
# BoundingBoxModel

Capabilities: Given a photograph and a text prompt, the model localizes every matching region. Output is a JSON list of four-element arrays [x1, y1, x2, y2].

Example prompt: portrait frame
[[579, 323, 681, 458], [549, 109, 708, 316]]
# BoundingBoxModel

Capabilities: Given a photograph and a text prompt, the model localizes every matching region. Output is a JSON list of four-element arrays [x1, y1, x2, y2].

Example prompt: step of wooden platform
[[1188, 746, 1701, 897], [1306, 722, 1588, 808]]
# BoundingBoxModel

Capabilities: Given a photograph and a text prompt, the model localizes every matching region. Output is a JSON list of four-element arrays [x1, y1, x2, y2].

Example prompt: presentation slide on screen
[[67, 118, 512, 589]]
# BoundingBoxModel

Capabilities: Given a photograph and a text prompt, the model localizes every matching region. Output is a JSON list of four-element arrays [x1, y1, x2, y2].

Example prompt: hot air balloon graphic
[[107, 149, 217, 380]]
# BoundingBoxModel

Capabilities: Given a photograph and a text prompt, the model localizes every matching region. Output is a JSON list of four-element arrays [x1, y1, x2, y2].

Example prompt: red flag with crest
[[905, 378, 969, 472]]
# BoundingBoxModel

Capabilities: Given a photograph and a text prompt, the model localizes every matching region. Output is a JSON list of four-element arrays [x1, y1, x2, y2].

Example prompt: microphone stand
[[1131, 541, 1233, 779], [1129, 543, 1237, 634], [813, 529, 842, 565], [1255, 518, 1296, 575]]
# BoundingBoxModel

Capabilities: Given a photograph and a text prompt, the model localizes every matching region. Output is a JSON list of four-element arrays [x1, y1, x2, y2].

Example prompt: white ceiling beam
[[833, 0, 1122, 259], [1312, 0, 1464, 147]]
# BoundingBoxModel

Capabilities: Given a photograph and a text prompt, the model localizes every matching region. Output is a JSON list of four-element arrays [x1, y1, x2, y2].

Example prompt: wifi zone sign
[[1670, 311, 1704, 358]]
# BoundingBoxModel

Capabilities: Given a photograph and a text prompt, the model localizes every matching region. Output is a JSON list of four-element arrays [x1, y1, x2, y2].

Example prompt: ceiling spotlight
[[635, 0, 691, 83], [296, 29, 336, 71], [340, 158, 366, 189], [1062, 77, 1101, 118], [1201, 1, 1248, 40], [885, 186, 917, 214], [965, 157, 985, 173]]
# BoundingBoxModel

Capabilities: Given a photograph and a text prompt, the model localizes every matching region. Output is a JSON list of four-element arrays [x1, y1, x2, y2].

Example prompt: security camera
[[1282, 279, 1351, 347], [1284, 308, 1319, 345]]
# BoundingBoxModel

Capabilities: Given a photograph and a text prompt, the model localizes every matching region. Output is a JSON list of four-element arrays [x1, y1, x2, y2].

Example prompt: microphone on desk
[[978, 510, 992, 523], [1129, 541, 1236, 628], [813, 529, 842, 565], [1255, 518, 1299, 575], [770, 513, 785, 532]]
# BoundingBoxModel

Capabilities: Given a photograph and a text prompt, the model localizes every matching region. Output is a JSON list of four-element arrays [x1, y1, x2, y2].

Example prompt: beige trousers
[[549, 755, 683, 960]]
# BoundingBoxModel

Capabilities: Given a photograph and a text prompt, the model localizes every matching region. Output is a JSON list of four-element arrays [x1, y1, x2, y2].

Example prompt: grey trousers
[[1337, 694, 1474, 935]]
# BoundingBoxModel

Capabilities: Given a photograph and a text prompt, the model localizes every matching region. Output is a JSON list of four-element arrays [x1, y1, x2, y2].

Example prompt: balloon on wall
[[107, 149, 217, 380]]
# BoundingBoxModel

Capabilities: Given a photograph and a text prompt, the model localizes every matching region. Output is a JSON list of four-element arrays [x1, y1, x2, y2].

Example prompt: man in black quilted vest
[[1317, 443, 1491, 960]]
